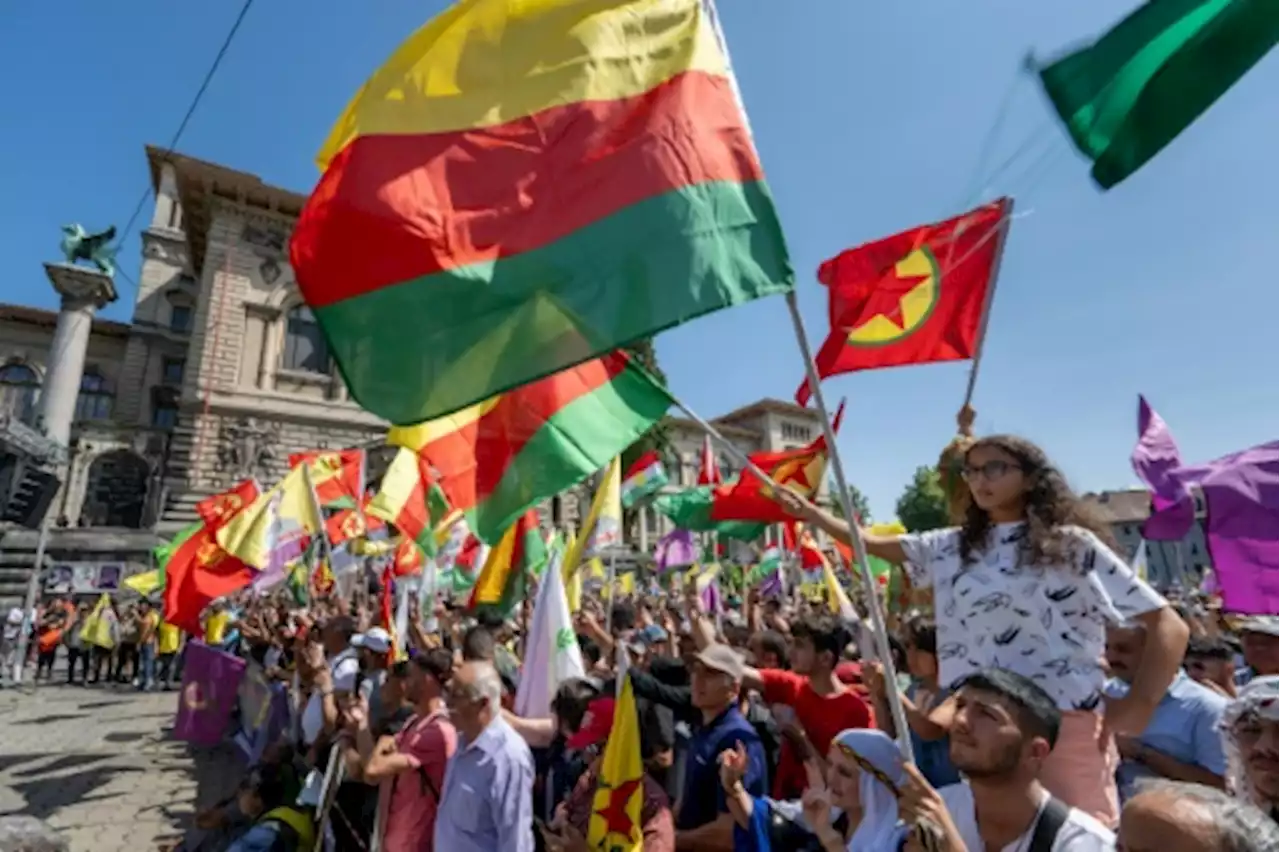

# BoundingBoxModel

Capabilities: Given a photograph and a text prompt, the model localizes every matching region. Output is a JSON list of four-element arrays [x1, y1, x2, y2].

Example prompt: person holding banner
[[772, 433, 1189, 827]]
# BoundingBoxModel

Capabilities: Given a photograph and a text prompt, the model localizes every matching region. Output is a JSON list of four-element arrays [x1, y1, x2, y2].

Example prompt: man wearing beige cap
[[1235, 616, 1279, 687], [675, 643, 767, 850]]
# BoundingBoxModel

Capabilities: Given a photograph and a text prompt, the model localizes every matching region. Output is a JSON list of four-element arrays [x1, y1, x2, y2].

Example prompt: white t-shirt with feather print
[[899, 523, 1166, 711]]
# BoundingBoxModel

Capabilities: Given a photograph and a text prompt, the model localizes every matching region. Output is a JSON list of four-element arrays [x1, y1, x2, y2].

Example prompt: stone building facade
[[0, 146, 829, 603], [1082, 487, 1210, 591]]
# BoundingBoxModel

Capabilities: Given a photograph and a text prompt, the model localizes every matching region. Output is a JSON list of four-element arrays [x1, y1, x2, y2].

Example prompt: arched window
[[281, 306, 331, 374], [75, 368, 114, 422], [0, 362, 40, 424]]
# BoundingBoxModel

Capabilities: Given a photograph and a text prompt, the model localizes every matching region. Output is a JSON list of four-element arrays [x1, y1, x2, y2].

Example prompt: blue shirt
[[907, 682, 961, 789], [677, 704, 767, 830], [1108, 670, 1229, 801], [434, 715, 535, 852]]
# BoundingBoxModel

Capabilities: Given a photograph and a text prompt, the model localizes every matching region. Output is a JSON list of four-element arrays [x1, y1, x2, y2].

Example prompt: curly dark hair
[[959, 434, 1116, 566]]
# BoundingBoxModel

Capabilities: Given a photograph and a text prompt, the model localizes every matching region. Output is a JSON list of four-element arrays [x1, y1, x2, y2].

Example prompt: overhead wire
[[110, 0, 258, 296]]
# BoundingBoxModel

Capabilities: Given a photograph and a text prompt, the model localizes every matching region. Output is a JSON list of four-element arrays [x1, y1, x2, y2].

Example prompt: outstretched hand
[[770, 487, 819, 523]]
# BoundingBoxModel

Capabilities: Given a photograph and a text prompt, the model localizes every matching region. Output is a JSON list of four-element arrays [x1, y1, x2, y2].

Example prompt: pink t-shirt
[[379, 709, 457, 852]]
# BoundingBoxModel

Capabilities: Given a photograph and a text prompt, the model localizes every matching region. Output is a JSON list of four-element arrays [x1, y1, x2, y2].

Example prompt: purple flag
[[759, 570, 783, 599], [1131, 396, 1278, 615], [174, 641, 247, 747], [654, 530, 697, 572]]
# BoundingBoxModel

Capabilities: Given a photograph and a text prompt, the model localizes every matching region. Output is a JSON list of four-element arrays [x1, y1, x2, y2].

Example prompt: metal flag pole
[[604, 551, 618, 633], [10, 518, 50, 686], [960, 198, 1015, 409], [783, 290, 916, 763]]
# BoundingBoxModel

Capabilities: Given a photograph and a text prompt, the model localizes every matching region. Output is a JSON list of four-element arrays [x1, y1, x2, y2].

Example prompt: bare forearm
[[1139, 747, 1224, 789], [675, 814, 734, 851], [723, 783, 754, 830], [1131, 608, 1190, 709]]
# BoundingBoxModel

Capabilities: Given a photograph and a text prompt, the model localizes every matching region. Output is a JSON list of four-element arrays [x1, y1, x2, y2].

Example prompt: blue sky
[[3, 1, 1276, 519]]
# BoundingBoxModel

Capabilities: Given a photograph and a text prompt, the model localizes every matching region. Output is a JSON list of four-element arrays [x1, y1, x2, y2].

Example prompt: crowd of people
[[2, 595, 185, 689], [6, 432, 1279, 852]]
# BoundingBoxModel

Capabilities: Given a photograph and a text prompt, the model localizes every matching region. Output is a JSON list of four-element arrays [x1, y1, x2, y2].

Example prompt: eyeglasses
[[960, 460, 1020, 482]]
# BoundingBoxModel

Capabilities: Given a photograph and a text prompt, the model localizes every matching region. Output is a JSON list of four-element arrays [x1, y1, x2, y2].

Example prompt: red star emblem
[[855, 266, 930, 331], [595, 778, 642, 838]]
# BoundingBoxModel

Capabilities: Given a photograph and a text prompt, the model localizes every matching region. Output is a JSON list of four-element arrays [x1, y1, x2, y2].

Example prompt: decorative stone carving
[[215, 417, 281, 481], [242, 221, 296, 293], [241, 223, 286, 255]]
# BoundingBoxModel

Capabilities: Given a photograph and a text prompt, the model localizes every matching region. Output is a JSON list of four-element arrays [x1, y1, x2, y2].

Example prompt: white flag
[[1132, 540, 1149, 583], [515, 551, 585, 719]]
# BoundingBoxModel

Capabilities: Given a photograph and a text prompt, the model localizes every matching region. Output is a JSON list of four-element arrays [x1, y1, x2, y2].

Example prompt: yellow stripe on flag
[[318, 0, 729, 168], [367, 447, 423, 523], [385, 396, 503, 452]]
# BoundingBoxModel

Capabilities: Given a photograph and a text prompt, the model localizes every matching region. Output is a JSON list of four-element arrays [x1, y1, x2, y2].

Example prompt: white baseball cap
[[351, 627, 393, 654]]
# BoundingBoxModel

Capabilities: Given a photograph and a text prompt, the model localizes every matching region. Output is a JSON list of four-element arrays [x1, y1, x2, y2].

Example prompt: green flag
[[1038, 0, 1276, 189], [150, 521, 204, 590], [652, 487, 765, 542]]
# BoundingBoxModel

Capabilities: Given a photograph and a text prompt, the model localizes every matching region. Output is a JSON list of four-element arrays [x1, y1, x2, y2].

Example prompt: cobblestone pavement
[[0, 677, 242, 851]]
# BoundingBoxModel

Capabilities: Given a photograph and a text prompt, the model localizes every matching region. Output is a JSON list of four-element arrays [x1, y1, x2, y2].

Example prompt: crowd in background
[[1, 432, 1277, 852]]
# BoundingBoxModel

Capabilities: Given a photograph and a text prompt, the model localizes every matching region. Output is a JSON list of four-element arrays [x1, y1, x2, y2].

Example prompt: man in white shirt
[[300, 615, 360, 746], [901, 668, 1115, 852]]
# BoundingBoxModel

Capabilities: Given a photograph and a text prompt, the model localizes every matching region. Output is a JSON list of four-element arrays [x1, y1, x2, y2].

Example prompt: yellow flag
[[80, 593, 114, 649], [216, 464, 325, 570], [820, 553, 858, 622], [587, 675, 644, 851], [123, 570, 162, 597], [562, 458, 620, 580], [585, 457, 622, 556]]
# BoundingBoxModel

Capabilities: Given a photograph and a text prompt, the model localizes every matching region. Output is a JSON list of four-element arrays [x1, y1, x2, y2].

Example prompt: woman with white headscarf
[[1220, 675, 1279, 820], [719, 727, 910, 851]]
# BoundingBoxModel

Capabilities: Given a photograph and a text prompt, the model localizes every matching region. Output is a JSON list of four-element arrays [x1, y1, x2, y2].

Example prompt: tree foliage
[[895, 465, 950, 532], [828, 480, 872, 523]]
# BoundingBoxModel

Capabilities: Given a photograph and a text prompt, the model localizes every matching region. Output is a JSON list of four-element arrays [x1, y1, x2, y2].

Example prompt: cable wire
[[110, 0, 257, 294]]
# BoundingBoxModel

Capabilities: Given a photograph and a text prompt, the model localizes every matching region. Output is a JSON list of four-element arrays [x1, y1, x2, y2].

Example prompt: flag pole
[[604, 551, 618, 633], [667, 400, 782, 488], [960, 198, 1015, 408], [783, 290, 916, 762]]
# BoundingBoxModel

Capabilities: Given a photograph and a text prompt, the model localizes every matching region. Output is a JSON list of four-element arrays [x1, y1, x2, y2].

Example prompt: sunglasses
[[960, 460, 1021, 482]]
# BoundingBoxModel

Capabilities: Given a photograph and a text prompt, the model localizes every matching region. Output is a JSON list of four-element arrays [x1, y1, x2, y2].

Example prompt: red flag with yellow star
[[588, 674, 644, 852], [710, 402, 844, 524], [796, 198, 1012, 405], [288, 449, 365, 509], [196, 479, 260, 532], [162, 528, 254, 635]]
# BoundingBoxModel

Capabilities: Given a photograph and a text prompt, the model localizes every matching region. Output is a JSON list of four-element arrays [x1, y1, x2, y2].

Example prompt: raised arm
[[770, 490, 906, 565]]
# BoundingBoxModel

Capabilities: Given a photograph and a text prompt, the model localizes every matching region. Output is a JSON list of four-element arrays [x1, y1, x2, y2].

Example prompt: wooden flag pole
[[783, 290, 916, 763]]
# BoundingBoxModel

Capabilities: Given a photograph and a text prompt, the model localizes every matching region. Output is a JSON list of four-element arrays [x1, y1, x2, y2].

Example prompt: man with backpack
[[352, 647, 457, 852]]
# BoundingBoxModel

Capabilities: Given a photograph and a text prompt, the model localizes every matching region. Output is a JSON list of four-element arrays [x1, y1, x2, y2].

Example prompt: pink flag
[[174, 641, 246, 747], [654, 530, 697, 572], [1131, 396, 1278, 614]]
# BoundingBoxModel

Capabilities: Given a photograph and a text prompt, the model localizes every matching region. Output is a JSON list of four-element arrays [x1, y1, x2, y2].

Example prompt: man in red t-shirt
[[742, 614, 874, 798]]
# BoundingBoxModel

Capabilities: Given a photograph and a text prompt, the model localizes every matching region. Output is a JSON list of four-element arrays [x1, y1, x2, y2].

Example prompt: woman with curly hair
[[774, 433, 1189, 828]]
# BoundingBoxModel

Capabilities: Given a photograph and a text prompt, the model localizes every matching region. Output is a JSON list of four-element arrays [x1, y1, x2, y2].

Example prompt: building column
[[40, 263, 118, 448]]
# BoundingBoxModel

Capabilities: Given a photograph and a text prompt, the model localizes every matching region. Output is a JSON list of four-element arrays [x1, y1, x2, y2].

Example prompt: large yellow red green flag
[[468, 509, 547, 616], [291, 0, 792, 425], [387, 352, 670, 544]]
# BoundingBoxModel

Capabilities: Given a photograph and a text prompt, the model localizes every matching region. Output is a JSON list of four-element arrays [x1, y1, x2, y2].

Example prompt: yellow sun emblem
[[846, 246, 941, 347]]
